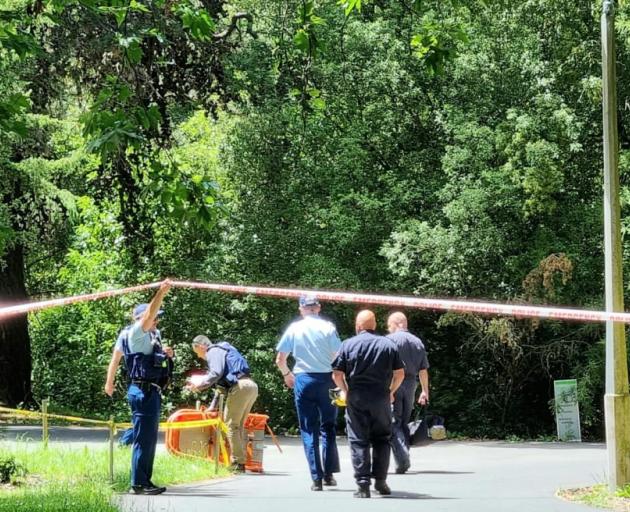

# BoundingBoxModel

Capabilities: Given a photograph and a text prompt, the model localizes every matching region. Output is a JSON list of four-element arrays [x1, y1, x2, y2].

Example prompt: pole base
[[605, 393, 630, 491]]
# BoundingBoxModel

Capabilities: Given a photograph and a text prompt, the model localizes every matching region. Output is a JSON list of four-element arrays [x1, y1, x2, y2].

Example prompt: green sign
[[554, 379, 581, 442]]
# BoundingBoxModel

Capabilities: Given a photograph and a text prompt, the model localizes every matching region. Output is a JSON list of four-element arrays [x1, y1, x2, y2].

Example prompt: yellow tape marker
[[0, 406, 229, 433]]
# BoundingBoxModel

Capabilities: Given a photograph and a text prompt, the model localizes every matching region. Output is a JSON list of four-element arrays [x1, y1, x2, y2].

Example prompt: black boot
[[374, 480, 391, 495], [353, 483, 370, 498], [323, 474, 337, 486]]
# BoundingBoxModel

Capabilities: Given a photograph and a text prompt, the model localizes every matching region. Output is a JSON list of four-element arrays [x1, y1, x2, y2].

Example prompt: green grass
[[559, 483, 630, 511], [0, 442, 230, 511]]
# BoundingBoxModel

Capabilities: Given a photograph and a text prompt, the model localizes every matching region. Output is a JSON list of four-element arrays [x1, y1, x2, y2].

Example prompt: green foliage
[[338, 0, 363, 16], [1, 0, 622, 440], [0, 455, 25, 484], [410, 16, 469, 75], [174, 0, 216, 41]]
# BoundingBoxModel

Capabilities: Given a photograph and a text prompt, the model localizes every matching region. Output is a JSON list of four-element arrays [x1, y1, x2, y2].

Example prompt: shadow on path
[[384, 492, 457, 500], [325, 488, 457, 500], [404, 470, 474, 475]]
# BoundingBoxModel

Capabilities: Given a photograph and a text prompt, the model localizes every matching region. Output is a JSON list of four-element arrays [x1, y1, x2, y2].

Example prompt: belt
[[130, 380, 161, 392]]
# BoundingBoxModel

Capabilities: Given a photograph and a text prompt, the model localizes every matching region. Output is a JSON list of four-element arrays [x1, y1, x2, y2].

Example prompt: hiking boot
[[323, 475, 337, 486], [131, 485, 166, 495], [353, 484, 370, 498], [311, 479, 323, 491], [374, 480, 391, 495]]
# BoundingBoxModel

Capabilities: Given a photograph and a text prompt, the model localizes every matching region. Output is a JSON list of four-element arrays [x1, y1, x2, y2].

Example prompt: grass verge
[[0, 442, 230, 511], [559, 484, 630, 511]]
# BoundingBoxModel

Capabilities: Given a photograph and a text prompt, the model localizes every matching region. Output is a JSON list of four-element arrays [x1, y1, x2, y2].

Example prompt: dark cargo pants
[[345, 390, 392, 486], [391, 378, 418, 471]]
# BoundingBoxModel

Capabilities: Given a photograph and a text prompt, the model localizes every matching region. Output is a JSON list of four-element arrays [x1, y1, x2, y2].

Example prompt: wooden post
[[108, 416, 115, 484], [41, 398, 49, 449], [214, 393, 224, 474], [601, 0, 630, 490]]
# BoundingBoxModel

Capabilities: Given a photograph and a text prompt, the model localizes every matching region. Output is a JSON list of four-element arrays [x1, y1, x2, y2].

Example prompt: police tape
[[0, 406, 229, 432], [0, 282, 162, 320], [171, 280, 630, 324], [169, 442, 230, 466], [1, 278, 630, 324], [0, 405, 112, 426]]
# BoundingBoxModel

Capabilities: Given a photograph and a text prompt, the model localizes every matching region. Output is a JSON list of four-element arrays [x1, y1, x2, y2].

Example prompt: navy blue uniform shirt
[[387, 330, 429, 380], [332, 330, 404, 395]]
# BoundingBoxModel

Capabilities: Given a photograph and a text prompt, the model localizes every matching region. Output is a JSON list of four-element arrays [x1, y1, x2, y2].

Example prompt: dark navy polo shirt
[[332, 330, 404, 395], [387, 330, 429, 380]]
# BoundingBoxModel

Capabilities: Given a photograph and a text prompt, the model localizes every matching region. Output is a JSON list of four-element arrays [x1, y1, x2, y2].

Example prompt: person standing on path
[[106, 303, 166, 447], [276, 294, 342, 491], [332, 310, 405, 499], [187, 335, 259, 472], [104, 281, 174, 495], [387, 311, 430, 474]]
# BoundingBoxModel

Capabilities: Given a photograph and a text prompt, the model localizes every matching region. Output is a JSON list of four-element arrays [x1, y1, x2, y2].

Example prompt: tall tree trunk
[[0, 242, 32, 406]]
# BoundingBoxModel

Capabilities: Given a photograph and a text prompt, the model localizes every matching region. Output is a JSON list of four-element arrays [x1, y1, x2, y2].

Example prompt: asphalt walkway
[[115, 436, 605, 512]]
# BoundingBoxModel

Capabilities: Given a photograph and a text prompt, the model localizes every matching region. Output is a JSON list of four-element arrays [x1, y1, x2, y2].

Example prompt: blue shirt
[[200, 346, 227, 388], [276, 315, 342, 374], [115, 322, 158, 355]]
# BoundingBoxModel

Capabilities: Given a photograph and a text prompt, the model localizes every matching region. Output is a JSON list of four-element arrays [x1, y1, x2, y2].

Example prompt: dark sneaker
[[395, 464, 409, 474], [131, 485, 166, 495], [353, 484, 370, 498], [323, 475, 337, 486], [374, 480, 391, 495], [311, 479, 323, 491]]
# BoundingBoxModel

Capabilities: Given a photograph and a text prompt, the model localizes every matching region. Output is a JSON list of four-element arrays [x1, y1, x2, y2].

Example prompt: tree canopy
[[0, 0, 627, 438]]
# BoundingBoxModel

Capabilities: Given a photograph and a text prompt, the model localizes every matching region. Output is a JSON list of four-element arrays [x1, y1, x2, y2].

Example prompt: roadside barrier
[[0, 403, 230, 482], [1, 278, 630, 324]]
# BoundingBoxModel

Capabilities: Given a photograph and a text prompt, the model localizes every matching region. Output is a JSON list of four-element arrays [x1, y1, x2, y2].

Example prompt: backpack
[[210, 341, 250, 388]]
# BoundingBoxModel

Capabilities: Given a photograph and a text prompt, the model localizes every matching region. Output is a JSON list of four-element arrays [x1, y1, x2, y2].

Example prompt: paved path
[[116, 437, 606, 512]]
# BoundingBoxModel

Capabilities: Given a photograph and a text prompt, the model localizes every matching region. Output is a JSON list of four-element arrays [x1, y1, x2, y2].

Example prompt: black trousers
[[391, 378, 418, 469], [345, 391, 392, 485]]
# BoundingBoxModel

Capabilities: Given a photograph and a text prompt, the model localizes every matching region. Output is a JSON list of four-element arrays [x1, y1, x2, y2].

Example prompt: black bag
[[408, 408, 446, 445], [408, 408, 430, 446]]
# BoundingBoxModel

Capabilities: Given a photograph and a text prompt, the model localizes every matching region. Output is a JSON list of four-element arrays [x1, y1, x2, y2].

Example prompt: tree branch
[[213, 12, 257, 41]]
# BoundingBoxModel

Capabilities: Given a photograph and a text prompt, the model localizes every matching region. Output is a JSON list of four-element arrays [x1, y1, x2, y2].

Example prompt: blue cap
[[299, 294, 320, 307], [133, 303, 164, 320]]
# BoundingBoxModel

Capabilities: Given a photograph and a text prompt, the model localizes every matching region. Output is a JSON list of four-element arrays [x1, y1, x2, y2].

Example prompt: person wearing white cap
[[275, 294, 342, 491]]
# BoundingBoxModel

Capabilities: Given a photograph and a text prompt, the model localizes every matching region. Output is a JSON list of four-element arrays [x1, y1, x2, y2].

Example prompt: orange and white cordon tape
[[0, 279, 629, 324]]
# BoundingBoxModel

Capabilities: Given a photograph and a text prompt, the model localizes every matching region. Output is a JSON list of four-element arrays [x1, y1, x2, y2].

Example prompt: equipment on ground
[[165, 405, 271, 472]]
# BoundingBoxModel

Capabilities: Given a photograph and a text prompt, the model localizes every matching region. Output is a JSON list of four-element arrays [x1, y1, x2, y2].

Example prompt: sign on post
[[554, 379, 581, 442]]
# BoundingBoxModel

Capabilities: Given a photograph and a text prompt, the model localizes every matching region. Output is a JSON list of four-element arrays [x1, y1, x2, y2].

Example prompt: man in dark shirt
[[387, 311, 430, 474], [332, 310, 405, 498]]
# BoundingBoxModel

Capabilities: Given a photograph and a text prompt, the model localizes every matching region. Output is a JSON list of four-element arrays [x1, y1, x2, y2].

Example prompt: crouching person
[[187, 335, 259, 472]]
